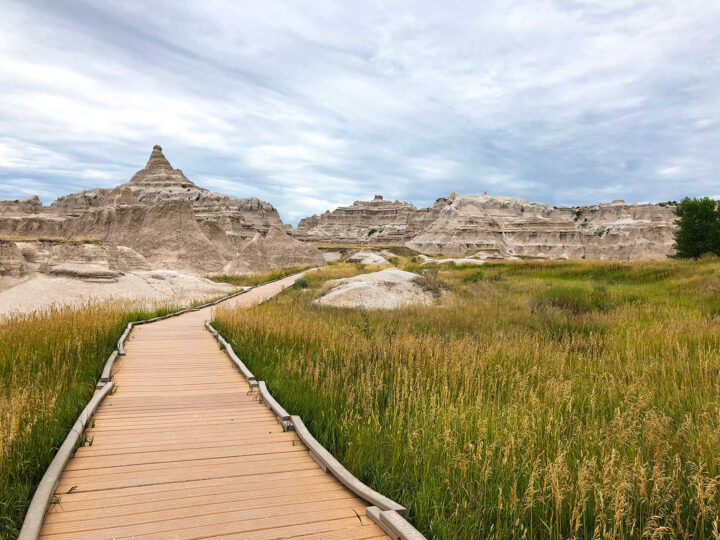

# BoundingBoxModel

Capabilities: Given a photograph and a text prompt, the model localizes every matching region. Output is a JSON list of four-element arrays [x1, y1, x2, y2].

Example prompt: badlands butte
[[1, 145, 676, 313]]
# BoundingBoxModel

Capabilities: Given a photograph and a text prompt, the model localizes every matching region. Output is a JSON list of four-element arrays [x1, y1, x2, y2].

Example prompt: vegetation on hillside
[[214, 259, 720, 539], [0, 302, 178, 539], [673, 197, 720, 258]]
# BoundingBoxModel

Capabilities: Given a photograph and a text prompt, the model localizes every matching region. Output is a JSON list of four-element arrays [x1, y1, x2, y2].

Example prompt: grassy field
[[213, 259, 720, 539], [0, 302, 181, 539], [208, 265, 311, 287]]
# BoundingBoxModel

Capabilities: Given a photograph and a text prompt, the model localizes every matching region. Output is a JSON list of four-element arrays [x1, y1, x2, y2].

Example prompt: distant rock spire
[[127, 145, 196, 188], [143, 145, 173, 172]]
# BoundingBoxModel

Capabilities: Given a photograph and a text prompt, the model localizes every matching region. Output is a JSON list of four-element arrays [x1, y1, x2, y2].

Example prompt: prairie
[[214, 259, 720, 539]]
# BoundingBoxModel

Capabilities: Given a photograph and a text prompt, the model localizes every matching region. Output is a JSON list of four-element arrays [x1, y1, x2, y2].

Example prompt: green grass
[[207, 266, 311, 287], [0, 302, 180, 539], [213, 259, 720, 539]]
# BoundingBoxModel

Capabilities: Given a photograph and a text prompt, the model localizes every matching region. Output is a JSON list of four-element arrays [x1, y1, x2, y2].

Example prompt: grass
[[0, 301, 184, 539], [207, 266, 311, 287], [213, 259, 720, 539]]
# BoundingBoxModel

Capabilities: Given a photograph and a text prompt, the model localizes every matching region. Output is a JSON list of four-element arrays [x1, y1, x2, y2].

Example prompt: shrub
[[673, 196, 720, 258], [412, 270, 450, 297]]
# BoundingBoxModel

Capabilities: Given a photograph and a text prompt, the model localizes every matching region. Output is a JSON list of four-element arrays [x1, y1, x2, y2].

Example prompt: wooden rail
[[19, 271, 424, 539]]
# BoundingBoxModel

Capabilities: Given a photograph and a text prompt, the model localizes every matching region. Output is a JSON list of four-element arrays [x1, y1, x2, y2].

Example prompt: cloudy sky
[[1, 1, 719, 224]]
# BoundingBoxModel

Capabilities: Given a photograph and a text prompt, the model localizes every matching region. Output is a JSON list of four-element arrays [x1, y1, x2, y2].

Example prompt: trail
[[38, 274, 387, 539]]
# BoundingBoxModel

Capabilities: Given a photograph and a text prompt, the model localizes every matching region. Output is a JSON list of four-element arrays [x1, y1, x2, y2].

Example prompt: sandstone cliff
[[0, 146, 297, 273], [295, 195, 437, 244], [224, 226, 326, 274], [296, 193, 677, 260]]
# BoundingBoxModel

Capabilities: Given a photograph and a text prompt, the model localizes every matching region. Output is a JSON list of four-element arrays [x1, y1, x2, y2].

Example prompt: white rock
[[345, 251, 391, 265], [315, 268, 433, 310]]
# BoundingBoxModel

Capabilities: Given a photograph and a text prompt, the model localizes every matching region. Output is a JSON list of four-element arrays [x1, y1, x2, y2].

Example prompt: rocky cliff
[[224, 226, 325, 274], [296, 193, 677, 260], [0, 146, 308, 273], [295, 195, 438, 244]]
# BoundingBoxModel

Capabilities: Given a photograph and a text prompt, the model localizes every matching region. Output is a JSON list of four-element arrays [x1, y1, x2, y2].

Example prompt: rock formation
[[0, 240, 27, 277], [295, 195, 437, 245], [0, 238, 236, 316], [0, 145, 294, 273], [345, 251, 391, 265], [315, 268, 435, 309], [296, 193, 677, 260], [223, 226, 325, 274]]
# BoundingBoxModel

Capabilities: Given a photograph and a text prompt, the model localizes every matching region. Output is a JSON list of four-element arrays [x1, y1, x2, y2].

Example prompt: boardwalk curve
[[21, 273, 422, 539]]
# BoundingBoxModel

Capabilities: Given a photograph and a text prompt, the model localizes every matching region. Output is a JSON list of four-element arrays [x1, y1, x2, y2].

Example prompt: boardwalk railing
[[206, 321, 425, 540], [18, 281, 268, 539], [19, 270, 425, 540]]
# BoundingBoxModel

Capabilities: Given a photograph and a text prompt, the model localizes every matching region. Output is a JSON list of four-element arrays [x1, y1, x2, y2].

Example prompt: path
[[39, 274, 387, 539]]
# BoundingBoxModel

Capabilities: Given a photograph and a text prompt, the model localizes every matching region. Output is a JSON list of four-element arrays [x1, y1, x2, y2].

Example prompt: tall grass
[[214, 260, 720, 539], [0, 302, 177, 539]]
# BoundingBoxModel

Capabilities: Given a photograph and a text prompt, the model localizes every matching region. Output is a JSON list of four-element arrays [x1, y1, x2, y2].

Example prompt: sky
[[1, 1, 719, 225]]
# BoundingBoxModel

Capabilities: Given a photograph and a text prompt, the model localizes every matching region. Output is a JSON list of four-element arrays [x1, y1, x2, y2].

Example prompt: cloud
[[0, 0, 718, 223]]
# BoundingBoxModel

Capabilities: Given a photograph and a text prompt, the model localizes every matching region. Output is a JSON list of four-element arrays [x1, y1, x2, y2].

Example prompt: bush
[[413, 270, 450, 297], [673, 197, 720, 258], [293, 277, 309, 288]]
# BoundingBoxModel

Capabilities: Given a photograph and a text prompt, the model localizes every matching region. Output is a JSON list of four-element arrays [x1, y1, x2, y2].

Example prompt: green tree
[[672, 197, 720, 258]]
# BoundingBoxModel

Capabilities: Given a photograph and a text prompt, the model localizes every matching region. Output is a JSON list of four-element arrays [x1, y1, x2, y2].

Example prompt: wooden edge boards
[[224, 343, 257, 386], [116, 328, 130, 356], [18, 382, 115, 540], [258, 381, 292, 429], [290, 415, 406, 515], [205, 323, 258, 388], [366, 507, 426, 540], [205, 321, 219, 337], [99, 350, 119, 383], [18, 272, 312, 538]]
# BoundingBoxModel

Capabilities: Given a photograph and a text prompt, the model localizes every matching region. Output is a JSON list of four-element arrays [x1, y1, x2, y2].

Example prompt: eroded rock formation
[[296, 193, 677, 260], [295, 195, 437, 245], [223, 226, 325, 274], [0, 145, 296, 273], [0, 240, 27, 277], [315, 268, 435, 309]]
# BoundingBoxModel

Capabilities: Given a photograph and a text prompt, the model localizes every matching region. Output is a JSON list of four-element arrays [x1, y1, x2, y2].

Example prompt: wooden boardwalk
[[39, 276, 388, 539]]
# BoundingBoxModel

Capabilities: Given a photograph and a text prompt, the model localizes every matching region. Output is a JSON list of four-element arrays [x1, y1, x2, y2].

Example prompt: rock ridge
[[0, 145, 306, 273], [295, 192, 677, 260]]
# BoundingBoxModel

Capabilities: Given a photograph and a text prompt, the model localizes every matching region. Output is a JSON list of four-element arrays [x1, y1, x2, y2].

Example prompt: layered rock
[[223, 226, 325, 274], [39, 242, 150, 275], [295, 195, 437, 244], [297, 193, 677, 260], [0, 195, 43, 214], [0, 145, 289, 273], [0, 240, 27, 277]]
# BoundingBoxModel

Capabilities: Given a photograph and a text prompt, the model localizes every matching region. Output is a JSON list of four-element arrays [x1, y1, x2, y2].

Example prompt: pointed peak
[[143, 145, 173, 173], [127, 145, 197, 188]]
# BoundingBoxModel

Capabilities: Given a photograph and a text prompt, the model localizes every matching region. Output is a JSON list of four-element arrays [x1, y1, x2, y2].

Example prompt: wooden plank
[[47, 475, 339, 515], [49, 468, 328, 504], [41, 502, 369, 539], [43, 489, 362, 533], [36, 271, 391, 539]]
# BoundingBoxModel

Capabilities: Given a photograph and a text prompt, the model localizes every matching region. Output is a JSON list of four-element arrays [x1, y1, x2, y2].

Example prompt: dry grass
[[214, 259, 720, 539], [0, 301, 181, 539]]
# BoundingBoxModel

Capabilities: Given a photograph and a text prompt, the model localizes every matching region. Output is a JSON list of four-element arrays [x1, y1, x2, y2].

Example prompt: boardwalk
[[39, 275, 388, 539]]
